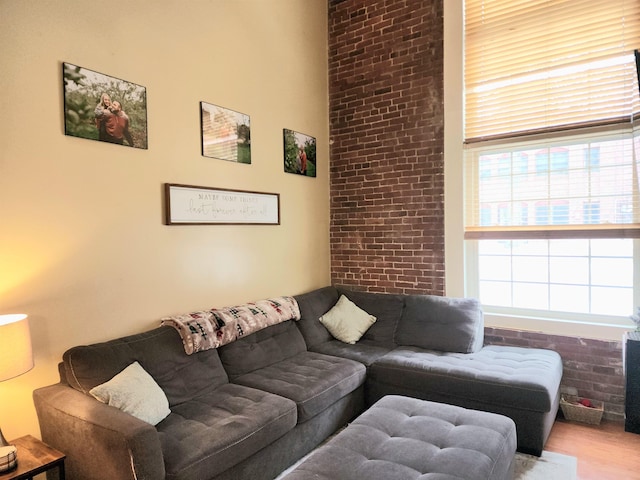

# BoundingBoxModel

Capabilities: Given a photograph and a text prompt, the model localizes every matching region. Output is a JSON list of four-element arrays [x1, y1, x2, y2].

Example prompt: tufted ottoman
[[280, 395, 516, 480]]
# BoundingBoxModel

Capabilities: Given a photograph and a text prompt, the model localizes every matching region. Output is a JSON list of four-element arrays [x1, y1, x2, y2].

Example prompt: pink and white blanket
[[161, 296, 301, 354]]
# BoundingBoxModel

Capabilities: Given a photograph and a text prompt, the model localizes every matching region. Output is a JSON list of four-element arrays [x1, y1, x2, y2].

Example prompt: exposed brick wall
[[328, 0, 445, 295], [327, 1, 626, 421], [486, 327, 625, 420]]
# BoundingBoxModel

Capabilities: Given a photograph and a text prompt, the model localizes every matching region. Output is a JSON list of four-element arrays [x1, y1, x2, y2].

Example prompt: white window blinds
[[465, 0, 640, 142], [464, 0, 640, 240]]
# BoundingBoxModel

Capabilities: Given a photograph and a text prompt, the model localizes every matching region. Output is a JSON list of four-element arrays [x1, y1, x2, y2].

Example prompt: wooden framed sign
[[164, 183, 280, 225]]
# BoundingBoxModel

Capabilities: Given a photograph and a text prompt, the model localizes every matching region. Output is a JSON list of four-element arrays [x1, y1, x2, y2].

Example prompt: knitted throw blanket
[[161, 296, 301, 354]]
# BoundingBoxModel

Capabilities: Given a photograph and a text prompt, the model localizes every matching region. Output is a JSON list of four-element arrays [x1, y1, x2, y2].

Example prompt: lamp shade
[[0, 314, 33, 382]]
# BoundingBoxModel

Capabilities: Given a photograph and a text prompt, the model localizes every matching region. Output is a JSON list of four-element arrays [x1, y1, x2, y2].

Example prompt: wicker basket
[[560, 395, 604, 425]]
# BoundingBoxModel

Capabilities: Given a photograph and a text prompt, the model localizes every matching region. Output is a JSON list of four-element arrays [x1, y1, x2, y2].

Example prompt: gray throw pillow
[[395, 295, 484, 353]]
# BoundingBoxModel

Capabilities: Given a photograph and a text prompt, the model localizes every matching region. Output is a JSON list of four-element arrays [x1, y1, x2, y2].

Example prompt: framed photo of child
[[283, 128, 316, 177]]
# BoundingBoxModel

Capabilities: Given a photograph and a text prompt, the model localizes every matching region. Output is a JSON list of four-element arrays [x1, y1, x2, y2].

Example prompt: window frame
[[442, 0, 638, 339], [463, 126, 640, 326]]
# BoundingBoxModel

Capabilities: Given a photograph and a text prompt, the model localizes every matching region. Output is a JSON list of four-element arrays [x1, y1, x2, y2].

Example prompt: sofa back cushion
[[218, 320, 307, 379], [294, 286, 340, 348], [63, 326, 229, 406], [338, 289, 404, 347], [395, 295, 484, 353]]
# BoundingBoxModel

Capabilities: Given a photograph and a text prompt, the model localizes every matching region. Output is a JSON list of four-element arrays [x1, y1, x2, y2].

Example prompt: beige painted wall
[[0, 0, 330, 440]]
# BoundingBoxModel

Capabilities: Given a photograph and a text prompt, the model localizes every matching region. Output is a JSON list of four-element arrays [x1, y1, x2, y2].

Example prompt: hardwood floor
[[544, 417, 640, 479]]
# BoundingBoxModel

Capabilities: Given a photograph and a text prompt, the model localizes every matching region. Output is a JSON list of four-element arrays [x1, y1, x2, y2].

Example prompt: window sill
[[484, 312, 635, 341]]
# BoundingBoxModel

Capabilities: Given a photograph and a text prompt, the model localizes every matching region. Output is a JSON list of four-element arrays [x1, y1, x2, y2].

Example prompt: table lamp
[[0, 314, 33, 472]]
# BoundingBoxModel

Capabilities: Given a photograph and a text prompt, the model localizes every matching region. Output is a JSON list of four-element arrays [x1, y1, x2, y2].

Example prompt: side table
[[0, 435, 65, 480]]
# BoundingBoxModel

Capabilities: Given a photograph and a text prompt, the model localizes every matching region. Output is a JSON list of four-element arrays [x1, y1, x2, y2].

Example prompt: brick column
[[328, 0, 445, 295]]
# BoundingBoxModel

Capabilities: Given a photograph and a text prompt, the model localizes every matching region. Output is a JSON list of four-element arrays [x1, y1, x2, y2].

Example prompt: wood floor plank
[[545, 418, 640, 479]]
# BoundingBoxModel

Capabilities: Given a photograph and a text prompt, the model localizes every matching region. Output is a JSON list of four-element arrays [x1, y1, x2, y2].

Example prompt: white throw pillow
[[319, 295, 376, 344], [89, 361, 171, 425]]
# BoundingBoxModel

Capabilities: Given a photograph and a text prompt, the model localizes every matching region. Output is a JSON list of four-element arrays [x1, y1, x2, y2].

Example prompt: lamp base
[[0, 429, 17, 472], [0, 428, 8, 448], [0, 445, 17, 472]]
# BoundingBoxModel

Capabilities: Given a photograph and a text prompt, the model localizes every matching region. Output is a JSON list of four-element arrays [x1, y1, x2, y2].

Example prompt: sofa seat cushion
[[369, 346, 562, 413], [280, 395, 516, 480], [231, 351, 366, 423], [310, 339, 394, 367], [159, 383, 297, 480]]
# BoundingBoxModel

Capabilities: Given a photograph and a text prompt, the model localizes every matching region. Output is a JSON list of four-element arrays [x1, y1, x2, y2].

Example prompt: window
[[464, 0, 640, 324], [476, 238, 633, 317]]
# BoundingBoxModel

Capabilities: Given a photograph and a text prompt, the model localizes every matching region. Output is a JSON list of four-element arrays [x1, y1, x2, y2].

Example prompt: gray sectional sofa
[[33, 286, 563, 480]]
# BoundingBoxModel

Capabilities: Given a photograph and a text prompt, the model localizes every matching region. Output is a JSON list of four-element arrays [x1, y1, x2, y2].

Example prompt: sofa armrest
[[33, 383, 165, 480]]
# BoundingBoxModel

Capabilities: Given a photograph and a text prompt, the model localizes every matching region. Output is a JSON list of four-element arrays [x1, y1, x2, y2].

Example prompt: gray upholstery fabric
[[366, 345, 563, 455], [216, 387, 365, 480], [368, 345, 562, 412], [34, 383, 166, 480], [63, 326, 229, 406], [294, 286, 340, 348], [280, 395, 516, 480], [159, 383, 297, 480], [34, 381, 364, 480], [231, 351, 366, 422], [34, 287, 563, 478], [396, 294, 484, 353], [218, 320, 307, 378], [310, 338, 393, 367], [294, 287, 399, 366], [337, 288, 404, 346], [293, 287, 563, 456]]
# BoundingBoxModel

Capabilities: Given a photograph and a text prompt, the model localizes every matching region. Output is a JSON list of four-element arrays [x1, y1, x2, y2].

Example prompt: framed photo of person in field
[[283, 129, 316, 177], [62, 62, 147, 149]]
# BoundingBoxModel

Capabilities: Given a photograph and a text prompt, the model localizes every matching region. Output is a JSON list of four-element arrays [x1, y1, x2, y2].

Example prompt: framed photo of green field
[[62, 62, 147, 149], [200, 102, 251, 164], [283, 129, 316, 177]]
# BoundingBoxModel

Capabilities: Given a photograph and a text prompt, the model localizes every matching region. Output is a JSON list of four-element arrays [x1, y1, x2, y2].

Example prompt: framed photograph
[[200, 102, 251, 163], [283, 128, 316, 177], [164, 183, 279, 225], [62, 62, 147, 149]]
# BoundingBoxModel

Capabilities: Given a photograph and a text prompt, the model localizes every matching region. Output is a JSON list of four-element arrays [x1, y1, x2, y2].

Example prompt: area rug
[[514, 451, 577, 480], [276, 450, 577, 479]]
